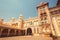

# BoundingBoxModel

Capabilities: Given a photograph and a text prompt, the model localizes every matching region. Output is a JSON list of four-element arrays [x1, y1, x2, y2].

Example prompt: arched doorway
[[27, 28, 32, 35]]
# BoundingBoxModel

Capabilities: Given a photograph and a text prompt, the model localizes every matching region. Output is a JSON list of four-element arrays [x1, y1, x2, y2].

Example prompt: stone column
[[36, 27, 38, 33], [18, 30, 20, 35], [14, 30, 17, 36], [0, 28, 3, 37], [7, 29, 11, 36], [30, 27, 34, 35], [25, 30, 27, 35], [34, 27, 39, 36]]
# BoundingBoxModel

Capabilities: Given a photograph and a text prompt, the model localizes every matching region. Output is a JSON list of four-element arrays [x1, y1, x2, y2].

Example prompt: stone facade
[[0, 0, 60, 37]]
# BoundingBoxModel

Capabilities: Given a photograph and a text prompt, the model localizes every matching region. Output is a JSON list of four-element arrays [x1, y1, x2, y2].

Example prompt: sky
[[0, 0, 57, 22]]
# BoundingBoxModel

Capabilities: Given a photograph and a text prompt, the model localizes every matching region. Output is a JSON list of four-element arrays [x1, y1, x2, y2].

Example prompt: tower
[[11, 17, 15, 22], [36, 2, 54, 36], [18, 15, 23, 29], [0, 18, 4, 24], [11, 17, 16, 27]]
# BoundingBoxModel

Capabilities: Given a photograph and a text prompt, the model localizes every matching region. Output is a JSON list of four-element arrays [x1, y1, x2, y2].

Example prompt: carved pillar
[[25, 30, 27, 35], [14, 30, 17, 36]]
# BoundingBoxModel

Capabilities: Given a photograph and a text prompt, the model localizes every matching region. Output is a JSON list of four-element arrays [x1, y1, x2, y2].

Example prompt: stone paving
[[0, 36, 53, 40]]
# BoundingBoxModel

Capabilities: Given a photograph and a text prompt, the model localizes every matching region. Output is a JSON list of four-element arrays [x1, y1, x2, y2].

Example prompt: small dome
[[19, 14, 23, 19]]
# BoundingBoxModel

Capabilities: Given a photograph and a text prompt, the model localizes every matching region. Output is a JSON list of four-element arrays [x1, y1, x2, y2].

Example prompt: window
[[40, 7, 45, 13], [40, 13, 47, 17], [23, 24, 26, 27], [34, 21, 38, 26]]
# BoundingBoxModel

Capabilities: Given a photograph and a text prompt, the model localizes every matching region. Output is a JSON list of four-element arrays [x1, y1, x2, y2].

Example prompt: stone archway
[[27, 28, 32, 35], [9, 29, 15, 36], [20, 30, 25, 36], [1, 29, 8, 37]]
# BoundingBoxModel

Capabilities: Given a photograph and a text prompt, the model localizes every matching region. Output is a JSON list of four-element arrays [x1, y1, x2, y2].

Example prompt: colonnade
[[0, 26, 26, 37], [0, 26, 34, 37]]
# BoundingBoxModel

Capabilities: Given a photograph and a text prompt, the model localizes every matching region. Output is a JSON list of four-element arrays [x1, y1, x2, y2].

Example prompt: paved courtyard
[[0, 36, 53, 40]]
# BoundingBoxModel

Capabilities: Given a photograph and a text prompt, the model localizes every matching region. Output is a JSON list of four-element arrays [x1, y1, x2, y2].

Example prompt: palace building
[[0, 0, 60, 37]]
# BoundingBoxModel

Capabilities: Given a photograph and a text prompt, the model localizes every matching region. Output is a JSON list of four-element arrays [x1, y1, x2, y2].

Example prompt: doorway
[[27, 28, 32, 35]]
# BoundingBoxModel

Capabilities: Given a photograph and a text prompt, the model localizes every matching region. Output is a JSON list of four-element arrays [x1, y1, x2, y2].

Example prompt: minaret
[[10, 17, 15, 26], [18, 15, 23, 29], [11, 17, 15, 22], [36, 2, 55, 36], [0, 18, 4, 24]]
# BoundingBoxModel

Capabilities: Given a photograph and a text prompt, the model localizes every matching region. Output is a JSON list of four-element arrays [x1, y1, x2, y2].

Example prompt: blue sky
[[0, 0, 57, 21]]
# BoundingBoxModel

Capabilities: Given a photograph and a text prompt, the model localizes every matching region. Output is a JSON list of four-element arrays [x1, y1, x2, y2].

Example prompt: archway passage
[[16, 30, 21, 36], [9, 29, 15, 36], [20, 30, 25, 36], [27, 28, 32, 35], [1, 29, 8, 37]]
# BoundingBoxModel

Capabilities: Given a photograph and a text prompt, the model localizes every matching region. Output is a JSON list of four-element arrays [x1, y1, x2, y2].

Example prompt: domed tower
[[18, 15, 24, 29]]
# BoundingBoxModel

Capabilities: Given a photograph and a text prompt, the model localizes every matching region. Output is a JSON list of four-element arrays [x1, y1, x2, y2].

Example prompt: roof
[[49, 0, 60, 11], [36, 2, 48, 8], [57, 0, 60, 6]]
